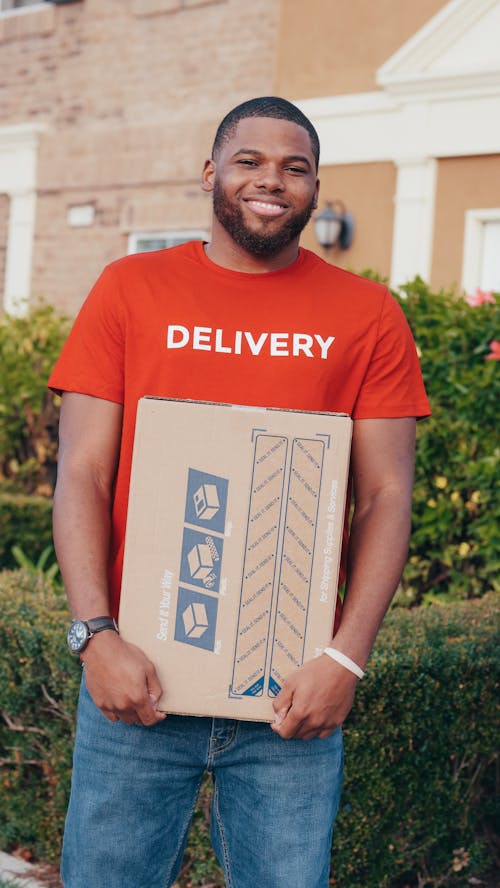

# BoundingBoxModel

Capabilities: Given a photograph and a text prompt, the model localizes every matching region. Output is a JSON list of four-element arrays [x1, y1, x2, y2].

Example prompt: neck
[[204, 220, 301, 274]]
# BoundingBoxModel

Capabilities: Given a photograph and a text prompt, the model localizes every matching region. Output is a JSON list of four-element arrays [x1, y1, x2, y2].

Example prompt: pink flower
[[465, 288, 495, 307], [485, 340, 500, 361]]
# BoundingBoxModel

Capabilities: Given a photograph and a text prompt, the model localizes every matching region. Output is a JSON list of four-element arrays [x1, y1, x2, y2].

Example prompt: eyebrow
[[232, 148, 313, 169]]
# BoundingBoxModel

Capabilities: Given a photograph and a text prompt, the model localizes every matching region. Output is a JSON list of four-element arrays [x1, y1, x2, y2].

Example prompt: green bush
[[1, 572, 497, 886], [0, 304, 70, 495], [0, 571, 80, 859], [0, 493, 54, 570], [393, 281, 499, 604], [333, 595, 499, 887]]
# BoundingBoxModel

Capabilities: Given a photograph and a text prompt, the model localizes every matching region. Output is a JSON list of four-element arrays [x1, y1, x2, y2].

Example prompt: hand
[[80, 631, 167, 726], [271, 654, 358, 740]]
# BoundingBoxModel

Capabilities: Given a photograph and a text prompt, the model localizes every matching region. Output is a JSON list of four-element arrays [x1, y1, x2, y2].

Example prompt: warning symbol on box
[[174, 588, 218, 651], [184, 469, 228, 534]]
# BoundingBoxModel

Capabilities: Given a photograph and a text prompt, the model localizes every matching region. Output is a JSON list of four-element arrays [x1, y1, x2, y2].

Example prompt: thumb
[[146, 665, 164, 709], [272, 682, 293, 715]]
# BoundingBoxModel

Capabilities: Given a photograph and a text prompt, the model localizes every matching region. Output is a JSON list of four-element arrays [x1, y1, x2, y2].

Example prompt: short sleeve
[[352, 289, 431, 420], [48, 265, 125, 404]]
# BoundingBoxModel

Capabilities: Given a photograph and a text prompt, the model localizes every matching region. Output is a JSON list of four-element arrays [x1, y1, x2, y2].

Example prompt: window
[[480, 221, 500, 291], [0, 1, 44, 10], [0, 0, 81, 9], [462, 209, 500, 294], [128, 230, 208, 254]]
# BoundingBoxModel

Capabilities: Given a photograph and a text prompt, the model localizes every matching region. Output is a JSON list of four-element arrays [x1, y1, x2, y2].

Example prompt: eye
[[237, 159, 258, 167], [286, 166, 307, 175]]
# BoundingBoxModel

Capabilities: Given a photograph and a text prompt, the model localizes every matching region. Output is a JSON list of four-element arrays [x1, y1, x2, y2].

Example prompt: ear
[[312, 178, 320, 210], [201, 159, 216, 193]]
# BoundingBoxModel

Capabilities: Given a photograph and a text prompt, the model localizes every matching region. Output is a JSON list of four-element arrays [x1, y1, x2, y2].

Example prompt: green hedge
[[0, 571, 497, 886], [394, 281, 499, 605], [0, 493, 54, 570], [333, 596, 499, 887], [0, 303, 70, 494]]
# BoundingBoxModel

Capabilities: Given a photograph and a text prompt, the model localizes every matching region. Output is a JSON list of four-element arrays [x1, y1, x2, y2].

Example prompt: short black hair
[[212, 96, 320, 171]]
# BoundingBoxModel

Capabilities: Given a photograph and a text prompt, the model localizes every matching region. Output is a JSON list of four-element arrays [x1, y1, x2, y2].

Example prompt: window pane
[[135, 238, 169, 252], [480, 221, 500, 291], [129, 231, 207, 254], [0, 0, 44, 10]]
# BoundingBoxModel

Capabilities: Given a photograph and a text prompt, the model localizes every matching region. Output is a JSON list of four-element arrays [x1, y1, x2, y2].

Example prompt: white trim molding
[[296, 0, 500, 286], [462, 208, 500, 293], [377, 0, 500, 99], [391, 159, 437, 288], [0, 123, 45, 316]]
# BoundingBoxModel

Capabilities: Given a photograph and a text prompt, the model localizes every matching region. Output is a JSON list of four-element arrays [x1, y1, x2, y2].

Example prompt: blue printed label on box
[[179, 527, 224, 592], [184, 468, 228, 534], [174, 588, 218, 651]]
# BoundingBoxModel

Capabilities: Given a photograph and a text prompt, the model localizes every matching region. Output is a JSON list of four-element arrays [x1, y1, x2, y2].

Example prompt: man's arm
[[271, 416, 416, 740], [53, 392, 165, 726]]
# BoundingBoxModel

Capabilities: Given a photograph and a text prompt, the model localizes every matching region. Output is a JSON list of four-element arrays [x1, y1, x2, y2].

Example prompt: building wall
[[431, 155, 500, 291], [275, 0, 447, 98], [300, 162, 396, 278], [0, 0, 279, 314], [0, 194, 9, 298]]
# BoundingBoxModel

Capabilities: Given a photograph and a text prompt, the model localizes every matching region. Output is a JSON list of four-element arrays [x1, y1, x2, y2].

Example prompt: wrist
[[67, 615, 119, 655], [322, 647, 365, 680], [79, 625, 122, 662]]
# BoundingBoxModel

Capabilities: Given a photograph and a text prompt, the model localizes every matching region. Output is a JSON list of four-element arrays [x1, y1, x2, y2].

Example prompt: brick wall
[[0, 0, 278, 314]]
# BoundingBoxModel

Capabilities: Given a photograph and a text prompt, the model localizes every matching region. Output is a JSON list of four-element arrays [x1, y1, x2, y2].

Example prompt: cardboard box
[[119, 398, 352, 721]]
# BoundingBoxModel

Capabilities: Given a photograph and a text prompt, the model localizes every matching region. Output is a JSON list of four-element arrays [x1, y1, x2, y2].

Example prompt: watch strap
[[86, 616, 119, 635]]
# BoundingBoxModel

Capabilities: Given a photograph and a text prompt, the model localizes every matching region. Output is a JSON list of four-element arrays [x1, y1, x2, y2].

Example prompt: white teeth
[[249, 201, 285, 210]]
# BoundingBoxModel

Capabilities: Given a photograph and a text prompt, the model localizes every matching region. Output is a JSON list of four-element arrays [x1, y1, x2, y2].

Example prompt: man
[[50, 96, 430, 887]]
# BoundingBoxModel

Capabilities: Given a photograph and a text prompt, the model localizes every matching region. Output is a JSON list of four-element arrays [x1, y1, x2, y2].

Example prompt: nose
[[254, 163, 285, 191]]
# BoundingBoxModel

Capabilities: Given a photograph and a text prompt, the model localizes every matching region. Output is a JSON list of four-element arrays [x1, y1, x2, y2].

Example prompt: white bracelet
[[323, 647, 365, 679]]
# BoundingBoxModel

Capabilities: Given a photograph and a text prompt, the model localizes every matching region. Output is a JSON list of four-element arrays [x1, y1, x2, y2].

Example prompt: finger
[[271, 706, 289, 728], [272, 685, 293, 713], [272, 709, 306, 740], [145, 663, 163, 706], [135, 697, 166, 726]]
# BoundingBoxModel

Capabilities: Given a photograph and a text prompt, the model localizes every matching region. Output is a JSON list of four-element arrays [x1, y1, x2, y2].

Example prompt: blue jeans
[[61, 676, 344, 887]]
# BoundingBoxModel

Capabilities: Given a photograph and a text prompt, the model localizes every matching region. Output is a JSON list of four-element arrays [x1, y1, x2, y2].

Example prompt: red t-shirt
[[49, 241, 430, 622]]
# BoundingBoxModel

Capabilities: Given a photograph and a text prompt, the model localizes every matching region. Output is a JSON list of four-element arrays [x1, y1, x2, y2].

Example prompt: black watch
[[67, 616, 119, 654]]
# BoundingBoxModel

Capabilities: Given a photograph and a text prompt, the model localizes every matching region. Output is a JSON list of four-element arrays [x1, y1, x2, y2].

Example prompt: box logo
[[185, 469, 228, 534], [180, 528, 223, 591], [174, 588, 218, 651]]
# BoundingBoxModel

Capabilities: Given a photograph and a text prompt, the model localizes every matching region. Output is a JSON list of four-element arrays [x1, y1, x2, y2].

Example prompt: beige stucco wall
[[431, 155, 500, 291], [302, 162, 396, 278], [275, 0, 447, 98]]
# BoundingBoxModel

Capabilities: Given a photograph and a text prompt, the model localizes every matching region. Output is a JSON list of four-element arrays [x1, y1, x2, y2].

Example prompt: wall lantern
[[313, 201, 355, 251]]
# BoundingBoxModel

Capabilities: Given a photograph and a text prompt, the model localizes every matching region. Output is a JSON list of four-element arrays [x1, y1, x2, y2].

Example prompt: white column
[[390, 158, 437, 288], [0, 124, 42, 317], [3, 190, 36, 317]]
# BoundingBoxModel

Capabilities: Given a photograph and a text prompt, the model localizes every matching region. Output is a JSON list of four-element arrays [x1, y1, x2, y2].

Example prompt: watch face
[[67, 620, 89, 653]]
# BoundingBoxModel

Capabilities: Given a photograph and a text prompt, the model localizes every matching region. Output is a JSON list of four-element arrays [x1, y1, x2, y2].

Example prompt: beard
[[212, 181, 316, 258]]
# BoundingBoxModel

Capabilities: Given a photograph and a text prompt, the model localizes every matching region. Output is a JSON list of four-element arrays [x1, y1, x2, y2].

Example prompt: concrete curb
[[0, 852, 47, 888]]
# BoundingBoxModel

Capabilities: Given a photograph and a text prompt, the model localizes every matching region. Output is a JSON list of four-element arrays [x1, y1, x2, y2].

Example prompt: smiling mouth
[[244, 199, 289, 218]]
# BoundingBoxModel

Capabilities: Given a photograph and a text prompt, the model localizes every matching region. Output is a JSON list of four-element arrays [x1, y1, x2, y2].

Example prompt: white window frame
[[462, 208, 500, 294], [128, 230, 208, 254], [0, 1, 47, 14]]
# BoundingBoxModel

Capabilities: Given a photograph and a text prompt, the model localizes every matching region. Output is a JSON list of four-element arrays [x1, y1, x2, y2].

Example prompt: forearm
[[53, 464, 113, 619], [332, 490, 412, 668]]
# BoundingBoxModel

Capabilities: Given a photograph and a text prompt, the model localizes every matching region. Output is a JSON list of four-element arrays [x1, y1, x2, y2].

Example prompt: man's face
[[203, 117, 319, 259]]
